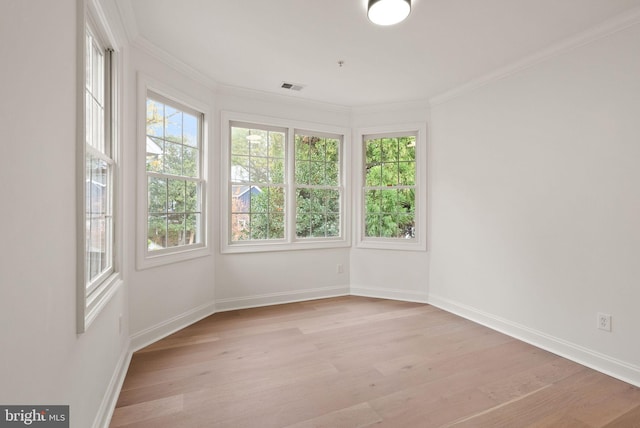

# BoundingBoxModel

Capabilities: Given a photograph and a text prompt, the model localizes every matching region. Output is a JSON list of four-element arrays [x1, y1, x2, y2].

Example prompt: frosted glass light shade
[[367, 0, 411, 26]]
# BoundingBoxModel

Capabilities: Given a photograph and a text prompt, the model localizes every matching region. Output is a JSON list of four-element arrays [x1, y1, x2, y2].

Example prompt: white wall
[[0, 1, 129, 427], [429, 24, 640, 383], [349, 103, 431, 302]]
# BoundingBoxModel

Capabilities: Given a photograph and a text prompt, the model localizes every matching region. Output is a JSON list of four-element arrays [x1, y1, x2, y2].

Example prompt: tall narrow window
[[294, 132, 342, 239], [364, 134, 416, 239], [230, 124, 286, 242], [79, 16, 120, 333], [145, 93, 204, 255], [356, 124, 427, 251]]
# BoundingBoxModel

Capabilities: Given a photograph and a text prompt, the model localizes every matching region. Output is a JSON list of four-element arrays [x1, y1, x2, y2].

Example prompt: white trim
[[221, 111, 351, 254], [354, 122, 428, 252], [92, 340, 132, 428], [430, 6, 640, 106], [350, 286, 428, 304], [215, 286, 350, 312], [129, 301, 217, 352], [136, 73, 212, 270], [427, 294, 640, 388]]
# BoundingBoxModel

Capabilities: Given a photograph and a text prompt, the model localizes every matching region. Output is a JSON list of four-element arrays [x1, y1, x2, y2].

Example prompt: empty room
[[1, 0, 640, 427]]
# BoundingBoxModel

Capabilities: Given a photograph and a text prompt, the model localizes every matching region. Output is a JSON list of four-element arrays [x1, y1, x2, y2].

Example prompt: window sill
[[355, 238, 426, 252], [221, 238, 350, 254], [137, 245, 211, 270]]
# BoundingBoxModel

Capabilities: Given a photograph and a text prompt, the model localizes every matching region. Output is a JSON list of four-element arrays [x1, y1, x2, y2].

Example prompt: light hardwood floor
[[111, 296, 640, 427]]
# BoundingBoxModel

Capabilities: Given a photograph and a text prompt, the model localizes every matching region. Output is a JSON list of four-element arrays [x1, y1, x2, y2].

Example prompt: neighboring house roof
[[232, 185, 262, 198], [147, 136, 163, 154]]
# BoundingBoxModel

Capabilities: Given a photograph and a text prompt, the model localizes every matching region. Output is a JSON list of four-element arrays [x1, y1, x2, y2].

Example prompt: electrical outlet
[[597, 313, 612, 332]]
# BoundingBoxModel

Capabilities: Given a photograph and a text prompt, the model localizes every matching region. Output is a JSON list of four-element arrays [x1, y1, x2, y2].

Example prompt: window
[[295, 132, 341, 239], [138, 86, 208, 268], [356, 125, 427, 251], [78, 11, 121, 333], [222, 112, 349, 253], [230, 124, 285, 241]]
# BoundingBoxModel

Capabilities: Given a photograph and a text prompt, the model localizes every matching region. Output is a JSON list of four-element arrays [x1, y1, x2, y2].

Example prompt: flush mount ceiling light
[[367, 0, 411, 26]]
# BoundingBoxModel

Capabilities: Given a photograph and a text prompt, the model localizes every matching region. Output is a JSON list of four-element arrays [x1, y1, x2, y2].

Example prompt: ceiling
[[117, 0, 640, 107]]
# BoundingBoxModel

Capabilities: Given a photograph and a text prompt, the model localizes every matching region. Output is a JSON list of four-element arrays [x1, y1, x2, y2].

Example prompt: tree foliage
[[364, 136, 416, 238]]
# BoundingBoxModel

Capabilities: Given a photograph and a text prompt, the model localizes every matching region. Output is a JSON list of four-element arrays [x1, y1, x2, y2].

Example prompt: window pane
[[269, 213, 285, 239], [250, 187, 267, 214], [148, 215, 167, 250], [398, 189, 415, 214], [310, 162, 325, 185], [309, 137, 324, 162], [268, 158, 285, 183], [365, 213, 381, 237], [168, 179, 185, 213], [381, 138, 399, 161], [232, 185, 251, 213], [399, 162, 415, 185], [183, 113, 198, 147], [148, 177, 167, 213], [146, 99, 163, 138], [326, 162, 339, 186], [164, 105, 182, 141], [231, 213, 250, 241], [250, 214, 268, 240], [365, 140, 380, 163], [186, 214, 200, 244], [185, 181, 198, 212], [400, 137, 416, 161], [295, 135, 310, 160], [269, 133, 284, 158], [249, 157, 269, 183], [183, 146, 198, 177], [365, 190, 380, 213], [231, 155, 250, 183], [164, 141, 182, 175], [326, 190, 340, 213], [295, 160, 309, 184], [397, 213, 415, 238], [146, 137, 164, 172], [379, 189, 397, 214], [231, 127, 250, 155], [325, 139, 339, 162], [167, 214, 186, 247], [365, 163, 382, 186], [326, 213, 339, 237], [382, 162, 399, 186]]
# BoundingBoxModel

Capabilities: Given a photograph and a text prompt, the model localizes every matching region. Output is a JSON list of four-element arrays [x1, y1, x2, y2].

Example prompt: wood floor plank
[[111, 296, 640, 428]]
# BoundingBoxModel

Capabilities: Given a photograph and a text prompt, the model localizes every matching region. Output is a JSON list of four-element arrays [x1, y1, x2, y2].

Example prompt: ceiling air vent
[[280, 81, 304, 91]]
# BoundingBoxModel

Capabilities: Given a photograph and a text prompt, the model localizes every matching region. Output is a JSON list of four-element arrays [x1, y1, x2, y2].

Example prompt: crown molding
[[113, 0, 139, 44], [430, 6, 640, 107], [131, 36, 220, 91]]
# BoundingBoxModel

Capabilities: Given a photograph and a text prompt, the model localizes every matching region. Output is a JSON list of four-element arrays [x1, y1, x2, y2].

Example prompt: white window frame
[[221, 111, 350, 253], [355, 123, 427, 251], [77, 0, 122, 333], [137, 75, 210, 269]]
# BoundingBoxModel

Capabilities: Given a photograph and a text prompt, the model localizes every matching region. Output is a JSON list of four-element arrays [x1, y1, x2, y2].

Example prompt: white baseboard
[[129, 300, 217, 352], [215, 285, 350, 312], [93, 341, 132, 428], [427, 294, 640, 388], [350, 286, 428, 304]]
